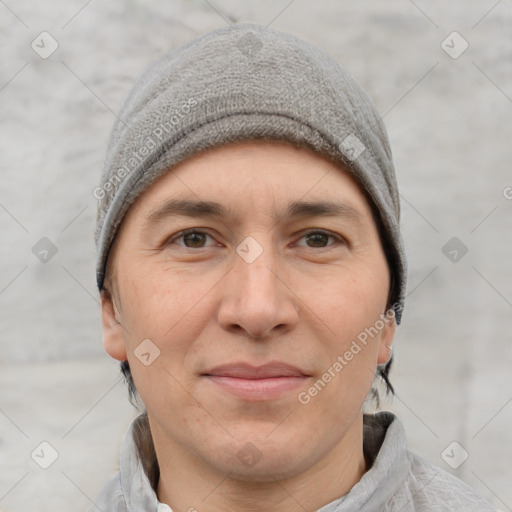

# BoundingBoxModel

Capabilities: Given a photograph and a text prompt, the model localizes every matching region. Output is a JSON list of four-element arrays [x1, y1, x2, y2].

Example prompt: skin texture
[[101, 140, 395, 512]]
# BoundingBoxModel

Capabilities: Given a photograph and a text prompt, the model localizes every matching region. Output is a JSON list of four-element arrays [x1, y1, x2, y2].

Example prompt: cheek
[[300, 263, 388, 340], [296, 263, 387, 398], [117, 266, 217, 397], [119, 264, 208, 341]]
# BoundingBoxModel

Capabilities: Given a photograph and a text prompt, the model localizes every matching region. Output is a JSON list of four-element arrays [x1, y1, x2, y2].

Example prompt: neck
[[153, 415, 366, 512]]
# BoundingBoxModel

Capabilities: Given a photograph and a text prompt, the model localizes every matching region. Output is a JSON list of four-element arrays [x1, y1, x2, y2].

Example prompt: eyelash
[[167, 228, 344, 249]]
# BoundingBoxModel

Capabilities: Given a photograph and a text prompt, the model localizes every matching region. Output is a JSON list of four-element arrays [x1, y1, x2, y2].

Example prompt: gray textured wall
[[1, 1, 511, 510]]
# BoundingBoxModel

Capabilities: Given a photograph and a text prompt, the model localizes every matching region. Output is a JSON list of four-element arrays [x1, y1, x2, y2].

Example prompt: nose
[[216, 238, 300, 340]]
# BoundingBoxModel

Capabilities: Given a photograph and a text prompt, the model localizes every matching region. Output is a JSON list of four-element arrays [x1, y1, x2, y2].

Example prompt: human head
[[95, 23, 407, 484]]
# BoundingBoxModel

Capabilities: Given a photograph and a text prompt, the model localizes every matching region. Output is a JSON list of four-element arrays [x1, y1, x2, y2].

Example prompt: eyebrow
[[142, 197, 364, 231]]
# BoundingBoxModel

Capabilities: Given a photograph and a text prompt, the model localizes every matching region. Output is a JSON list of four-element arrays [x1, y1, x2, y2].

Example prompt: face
[[101, 140, 395, 484]]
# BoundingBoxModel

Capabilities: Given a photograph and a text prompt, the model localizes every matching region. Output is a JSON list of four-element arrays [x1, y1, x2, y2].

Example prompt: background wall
[[1, 0, 511, 510]]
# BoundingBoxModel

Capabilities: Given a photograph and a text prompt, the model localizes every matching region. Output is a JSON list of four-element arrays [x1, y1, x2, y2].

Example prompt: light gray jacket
[[89, 412, 497, 512]]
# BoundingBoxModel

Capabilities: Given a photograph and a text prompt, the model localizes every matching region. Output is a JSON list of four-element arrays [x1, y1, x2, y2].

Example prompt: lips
[[202, 362, 310, 401], [204, 362, 308, 379]]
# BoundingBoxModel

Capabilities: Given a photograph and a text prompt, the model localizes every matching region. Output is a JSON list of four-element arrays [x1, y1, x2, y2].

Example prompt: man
[[92, 22, 496, 512]]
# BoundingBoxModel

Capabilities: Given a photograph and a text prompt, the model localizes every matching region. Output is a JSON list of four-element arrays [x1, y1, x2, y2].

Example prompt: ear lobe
[[377, 316, 396, 365], [101, 289, 127, 361]]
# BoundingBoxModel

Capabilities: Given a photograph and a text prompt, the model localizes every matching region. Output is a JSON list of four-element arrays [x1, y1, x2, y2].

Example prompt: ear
[[377, 316, 396, 365], [101, 289, 128, 361]]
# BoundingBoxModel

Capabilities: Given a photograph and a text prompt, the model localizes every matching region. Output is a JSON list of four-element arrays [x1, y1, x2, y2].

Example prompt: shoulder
[[400, 452, 498, 511], [88, 472, 127, 512], [361, 413, 498, 512]]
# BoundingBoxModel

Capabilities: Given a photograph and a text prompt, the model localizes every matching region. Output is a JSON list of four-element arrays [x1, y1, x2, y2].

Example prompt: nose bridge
[[234, 234, 280, 302], [217, 232, 299, 338]]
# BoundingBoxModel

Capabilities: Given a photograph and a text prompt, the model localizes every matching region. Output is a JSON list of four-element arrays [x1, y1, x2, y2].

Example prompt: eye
[[166, 229, 343, 250], [295, 230, 342, 248], [169, 229, 217, 249]]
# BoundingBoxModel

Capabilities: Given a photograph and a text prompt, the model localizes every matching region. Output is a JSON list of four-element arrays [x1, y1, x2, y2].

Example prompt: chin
[[226, 457, 307, 483], [211, 435, 316, 483]]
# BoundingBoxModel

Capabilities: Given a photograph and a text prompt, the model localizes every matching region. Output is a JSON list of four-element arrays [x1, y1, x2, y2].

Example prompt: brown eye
[[170, 230, 215, 249], [296, 230, 339, 248], [183, 232, 207, 248], [305, 232, 330, 247]]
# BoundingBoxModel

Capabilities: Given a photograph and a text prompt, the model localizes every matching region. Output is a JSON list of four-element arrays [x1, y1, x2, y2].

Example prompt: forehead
[[127, 140, 375, 226]]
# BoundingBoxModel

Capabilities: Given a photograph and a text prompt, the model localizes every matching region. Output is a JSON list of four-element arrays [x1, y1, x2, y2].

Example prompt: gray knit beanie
[[94, 22, 407, 324]]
